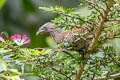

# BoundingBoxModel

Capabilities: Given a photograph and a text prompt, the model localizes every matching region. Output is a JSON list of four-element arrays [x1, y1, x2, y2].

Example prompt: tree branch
[[94, 72, 120, 80], [75, 63, 84, 80], [107, 19, 120, 21], [51, 67, 72, 80], [85, 0, 115, 59]]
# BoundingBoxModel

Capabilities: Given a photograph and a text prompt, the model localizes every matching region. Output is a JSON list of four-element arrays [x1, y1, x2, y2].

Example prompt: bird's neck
[[49, 28, 62, 44], [50, 28, 62, 36]]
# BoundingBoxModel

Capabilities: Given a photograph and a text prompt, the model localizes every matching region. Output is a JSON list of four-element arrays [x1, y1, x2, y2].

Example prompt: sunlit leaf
[[0, 60, 7, 72], [0, 0, 6, 9], [0, 48, 12, 53], [105, 24, 120, 31]]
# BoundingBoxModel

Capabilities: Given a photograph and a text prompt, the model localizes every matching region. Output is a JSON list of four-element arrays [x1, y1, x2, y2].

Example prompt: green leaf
[[117, 0, 120, 5], [0, 60, 7, 72], [0, 0, 6, 10], [8, 69, 21, 75], [104, 24, 120, 31], [0, 48, 12, 53]]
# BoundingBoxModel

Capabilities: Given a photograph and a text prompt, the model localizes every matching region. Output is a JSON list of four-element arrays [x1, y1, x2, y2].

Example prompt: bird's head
[[36, 22, 55, 35]]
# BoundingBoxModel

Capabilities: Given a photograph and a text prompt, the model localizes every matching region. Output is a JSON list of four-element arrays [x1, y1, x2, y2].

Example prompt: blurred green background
[[0, 0, 80, 48]]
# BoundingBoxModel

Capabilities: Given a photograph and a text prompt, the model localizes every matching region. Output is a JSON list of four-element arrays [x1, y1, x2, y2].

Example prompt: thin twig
[[20, 58, 38, 63], [108, 54, 120, 67], [92, 72, 96, 80], [99, 36, 120, 42], [49, 10, 97, 26], [0, 76, 9, 80], [62, 49, 76, 59], [51, 67, 72, 80], [94, 72, 120, 80], [107, 19, 120, 21], [86, 1, 104, 18]]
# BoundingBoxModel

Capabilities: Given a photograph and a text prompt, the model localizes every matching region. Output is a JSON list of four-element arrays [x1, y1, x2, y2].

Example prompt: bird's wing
[[55, 27, 89, 43], [54, 32, 73, 44], [60, 31, 74, 42], [71, 27, 89, 35]]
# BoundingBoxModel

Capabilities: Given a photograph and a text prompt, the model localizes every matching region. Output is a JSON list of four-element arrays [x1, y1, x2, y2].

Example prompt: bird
[[36, 22, 91, 50]]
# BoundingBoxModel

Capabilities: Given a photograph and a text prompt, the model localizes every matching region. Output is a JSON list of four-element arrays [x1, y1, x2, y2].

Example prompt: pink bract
[[10, 34, 31, 46], [27, 39, 30, 44], [22, 35, 30, 44], [16, 34, 21, 39], [10, 34, 21, 40]]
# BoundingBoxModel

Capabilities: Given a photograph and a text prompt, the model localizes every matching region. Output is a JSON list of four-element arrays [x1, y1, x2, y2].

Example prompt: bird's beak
[[36, 31, 40, 35], [36, 30, 45, 35]]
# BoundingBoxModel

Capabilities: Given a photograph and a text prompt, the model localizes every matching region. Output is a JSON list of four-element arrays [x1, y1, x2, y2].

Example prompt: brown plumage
[[37, 22, 91, 50]]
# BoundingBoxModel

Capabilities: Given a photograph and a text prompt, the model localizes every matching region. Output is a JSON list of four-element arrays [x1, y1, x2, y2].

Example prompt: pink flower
[[10, 34, 30, 46]]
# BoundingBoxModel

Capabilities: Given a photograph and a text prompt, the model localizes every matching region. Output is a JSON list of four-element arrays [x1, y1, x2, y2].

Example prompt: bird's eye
[[44, 27, 48, 30], [41, 27, 47, 30]]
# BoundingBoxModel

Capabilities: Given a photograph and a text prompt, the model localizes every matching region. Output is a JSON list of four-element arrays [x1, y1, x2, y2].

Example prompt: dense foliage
[[0, 0, 120, 80]]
